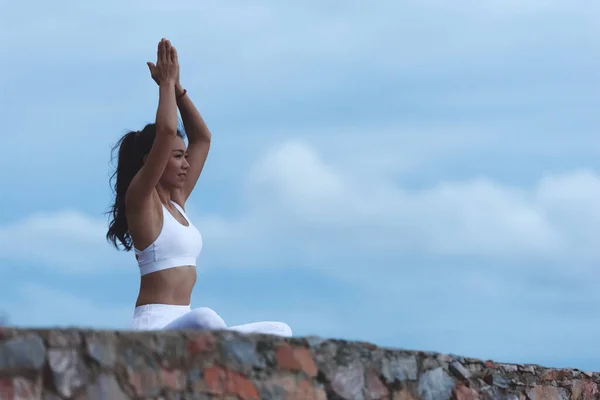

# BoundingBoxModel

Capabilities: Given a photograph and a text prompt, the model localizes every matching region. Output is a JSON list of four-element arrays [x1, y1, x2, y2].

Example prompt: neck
[[156, 185, 173, 206]]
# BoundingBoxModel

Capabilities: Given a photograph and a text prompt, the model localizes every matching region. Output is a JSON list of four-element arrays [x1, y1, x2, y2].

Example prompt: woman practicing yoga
[[106, 38, 291, 336]]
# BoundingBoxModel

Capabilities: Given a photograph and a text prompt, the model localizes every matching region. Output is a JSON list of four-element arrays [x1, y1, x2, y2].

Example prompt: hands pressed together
[[147, 38, 183, 94]]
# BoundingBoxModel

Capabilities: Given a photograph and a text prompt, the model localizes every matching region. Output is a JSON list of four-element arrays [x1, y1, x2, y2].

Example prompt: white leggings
[[131, 304, 292, 337]]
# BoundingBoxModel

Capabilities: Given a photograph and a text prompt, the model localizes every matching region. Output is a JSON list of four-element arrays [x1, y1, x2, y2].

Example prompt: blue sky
[[2, 0, 600, 370]]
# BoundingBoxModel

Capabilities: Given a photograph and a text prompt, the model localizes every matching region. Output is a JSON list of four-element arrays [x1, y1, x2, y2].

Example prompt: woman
[[106, 38, 292, 336]]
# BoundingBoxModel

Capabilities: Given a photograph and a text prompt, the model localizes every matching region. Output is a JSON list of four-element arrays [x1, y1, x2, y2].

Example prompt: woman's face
[[160, 135, 189, 189]]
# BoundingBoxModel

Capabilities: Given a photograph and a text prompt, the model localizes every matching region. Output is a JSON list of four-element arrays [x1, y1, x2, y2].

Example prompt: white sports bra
[[134, 201, 203, 276]]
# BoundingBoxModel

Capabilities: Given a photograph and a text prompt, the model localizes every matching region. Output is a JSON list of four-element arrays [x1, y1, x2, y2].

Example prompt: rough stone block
[[0, 328, 595, 399]]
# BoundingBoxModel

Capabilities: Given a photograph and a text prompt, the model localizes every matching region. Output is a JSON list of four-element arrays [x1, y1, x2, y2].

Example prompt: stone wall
[[0, 328, 597, 399]]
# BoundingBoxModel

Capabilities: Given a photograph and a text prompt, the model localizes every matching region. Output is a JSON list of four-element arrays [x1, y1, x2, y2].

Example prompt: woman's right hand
[[152, 38, 179, 86]]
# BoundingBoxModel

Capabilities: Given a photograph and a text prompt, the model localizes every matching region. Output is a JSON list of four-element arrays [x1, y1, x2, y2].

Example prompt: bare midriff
[[135, 266, 197, 306]]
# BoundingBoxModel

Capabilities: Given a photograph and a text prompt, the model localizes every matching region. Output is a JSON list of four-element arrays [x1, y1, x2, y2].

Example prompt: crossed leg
[[162, 307, 227, 330], [161, 307, 292, 337], [228, 321, 293, 337]]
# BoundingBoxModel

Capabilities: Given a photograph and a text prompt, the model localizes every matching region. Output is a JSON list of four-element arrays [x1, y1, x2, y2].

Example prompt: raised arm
[[147, 43, 212, 204], [174, 85, 211, 202], [127, 39, 179, 207]]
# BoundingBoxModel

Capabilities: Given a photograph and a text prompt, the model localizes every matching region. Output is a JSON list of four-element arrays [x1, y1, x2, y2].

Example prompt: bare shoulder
[[125, 189, 163, 251]]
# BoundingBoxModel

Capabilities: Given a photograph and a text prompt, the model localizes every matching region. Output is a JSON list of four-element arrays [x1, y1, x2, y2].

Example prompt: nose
[[183, 158, 190, 169]]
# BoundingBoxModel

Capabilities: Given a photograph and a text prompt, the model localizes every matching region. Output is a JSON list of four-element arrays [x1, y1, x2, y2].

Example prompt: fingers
[[155, 38, 178, 76], [164, 39, 172, 62], [147, 62, 157, 77], [157, 39, 163, 64], [170, 46, 178, 63], [158, 38, 167, 65]]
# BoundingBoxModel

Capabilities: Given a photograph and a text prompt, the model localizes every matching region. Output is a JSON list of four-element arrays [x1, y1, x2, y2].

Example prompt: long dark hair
[[106, 123, 184, 251]]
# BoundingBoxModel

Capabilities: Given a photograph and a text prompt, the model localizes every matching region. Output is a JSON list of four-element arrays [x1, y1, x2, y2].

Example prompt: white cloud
[[199, 140, 600, 271], [0, 210, 132, 274], [5, 139, 598, 281]]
